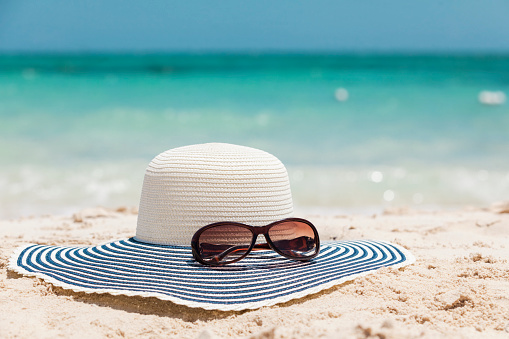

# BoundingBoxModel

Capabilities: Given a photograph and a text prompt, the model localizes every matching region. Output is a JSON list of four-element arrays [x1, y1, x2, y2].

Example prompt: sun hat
[[9, 143, 415, 311]]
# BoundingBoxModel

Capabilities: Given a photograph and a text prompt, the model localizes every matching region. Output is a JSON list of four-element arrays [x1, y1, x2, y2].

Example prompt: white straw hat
[[136, 143, 294, 245], [9, 143, 415, 311]]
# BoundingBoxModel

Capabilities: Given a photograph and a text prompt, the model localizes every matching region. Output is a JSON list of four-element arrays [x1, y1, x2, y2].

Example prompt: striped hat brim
[[9, 238, 415, 311]]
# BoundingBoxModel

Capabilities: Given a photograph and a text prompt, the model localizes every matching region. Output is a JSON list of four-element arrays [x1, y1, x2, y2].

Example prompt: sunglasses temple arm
[[211, 243, 272, 262], [252, 243, 271, 250], [212, 245, 250, 261]]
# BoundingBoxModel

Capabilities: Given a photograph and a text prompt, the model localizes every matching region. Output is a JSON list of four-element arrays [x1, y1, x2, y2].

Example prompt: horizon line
[[1, 49, 509, 57]]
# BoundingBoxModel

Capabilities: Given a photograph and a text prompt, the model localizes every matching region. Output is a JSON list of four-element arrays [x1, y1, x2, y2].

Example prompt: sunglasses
[[191, 218, 320, 266]]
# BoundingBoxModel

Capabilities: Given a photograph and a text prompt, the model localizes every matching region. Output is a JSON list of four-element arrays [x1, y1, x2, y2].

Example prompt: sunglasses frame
[[191, 217, 320, 266]]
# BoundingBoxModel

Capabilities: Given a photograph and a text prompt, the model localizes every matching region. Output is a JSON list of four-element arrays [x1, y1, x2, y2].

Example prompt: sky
[[0, 0, 508, 53]]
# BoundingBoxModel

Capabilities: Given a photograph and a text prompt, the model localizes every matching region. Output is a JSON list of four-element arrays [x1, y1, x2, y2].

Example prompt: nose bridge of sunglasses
[[251, 225, 269, 235]]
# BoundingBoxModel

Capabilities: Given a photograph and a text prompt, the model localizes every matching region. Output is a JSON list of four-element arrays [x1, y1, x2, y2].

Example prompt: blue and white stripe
[[9, 238, 415, 311]]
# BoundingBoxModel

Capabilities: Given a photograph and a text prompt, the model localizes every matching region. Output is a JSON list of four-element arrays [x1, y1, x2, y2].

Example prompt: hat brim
[[9, 238, 415, 311]]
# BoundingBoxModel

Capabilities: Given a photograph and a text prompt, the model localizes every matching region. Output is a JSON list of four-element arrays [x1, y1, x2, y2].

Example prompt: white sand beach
[[1, 204, 508, 338]]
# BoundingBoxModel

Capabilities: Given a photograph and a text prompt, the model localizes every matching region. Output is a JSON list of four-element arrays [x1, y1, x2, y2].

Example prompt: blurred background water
[[0, 54, 508, 218]]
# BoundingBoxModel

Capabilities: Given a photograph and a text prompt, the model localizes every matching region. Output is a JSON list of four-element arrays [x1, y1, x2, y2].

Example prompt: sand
[[1, 204, 509, 338]]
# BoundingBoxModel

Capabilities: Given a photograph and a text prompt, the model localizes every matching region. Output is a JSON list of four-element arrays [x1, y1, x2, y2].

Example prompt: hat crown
[[135, 143, 294, 245]]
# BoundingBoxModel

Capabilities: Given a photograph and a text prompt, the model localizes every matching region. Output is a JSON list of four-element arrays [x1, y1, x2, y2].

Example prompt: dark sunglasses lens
[[198, 225, 253, 264], [268, 221, 317, 258]]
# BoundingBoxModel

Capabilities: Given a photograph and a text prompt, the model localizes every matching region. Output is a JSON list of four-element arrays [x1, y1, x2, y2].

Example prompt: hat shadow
[[7, 268, 346, 321]]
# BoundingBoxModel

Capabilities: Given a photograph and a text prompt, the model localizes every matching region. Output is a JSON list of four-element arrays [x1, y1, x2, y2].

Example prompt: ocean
[[0, 54, 508, 218]]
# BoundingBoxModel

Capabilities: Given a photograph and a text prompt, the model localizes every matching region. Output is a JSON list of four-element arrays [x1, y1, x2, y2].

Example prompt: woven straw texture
[[135, 143, 293, 245]]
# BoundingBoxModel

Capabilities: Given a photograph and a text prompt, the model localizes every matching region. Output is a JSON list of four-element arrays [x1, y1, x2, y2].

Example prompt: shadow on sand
[[6, 268, 347, 321]]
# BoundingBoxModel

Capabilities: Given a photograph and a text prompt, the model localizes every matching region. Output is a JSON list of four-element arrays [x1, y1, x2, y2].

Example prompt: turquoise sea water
[[0, 54, 508, 218]]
